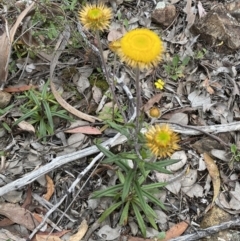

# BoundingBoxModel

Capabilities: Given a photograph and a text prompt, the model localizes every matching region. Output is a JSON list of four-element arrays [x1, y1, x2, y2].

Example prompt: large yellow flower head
[[145, 124, 180, 158], [78, 4, 112, 31], [117, 28, 164, 70]]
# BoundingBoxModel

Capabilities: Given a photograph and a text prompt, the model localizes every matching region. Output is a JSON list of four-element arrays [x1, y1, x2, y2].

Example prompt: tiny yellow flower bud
[[149, 107, 161, 118]]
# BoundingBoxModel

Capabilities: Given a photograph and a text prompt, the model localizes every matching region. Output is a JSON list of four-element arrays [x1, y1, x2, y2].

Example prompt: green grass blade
[[42, 101, 54, 130], [96, 143, 115, 158], [29, 89, 41, 106], [119, 200, 130, 225], [122, 169, 135, 202], [91, 184, 123, 198], [132, 202, 146, 237], [98, 201, 122, 223], [142, 189, 166, 210], [13, 107, 38, 126], [133, 181, 148, 214], [142, 182, 166, 190]]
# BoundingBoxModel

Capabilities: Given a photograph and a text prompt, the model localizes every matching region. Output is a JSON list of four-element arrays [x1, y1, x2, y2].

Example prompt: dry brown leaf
[[202, 78, 214, 95], [0, 203, 40, 230], [69, 219, 88, 241], [64, 126, 102, 135], [43, 175, 55, 201], [0, 16, 11, 85], [15, 119, 35, 133], [0, 2, 35, 85], [50, 81, 100, 123], [143, 93, 163, 112], [161, 220, 189, 241], [33, 230, 70, 241], [3, 85, 37, 92], [36, 234, 62, 241], [203, 153, 221, 204], [0, 186, 32, 227]]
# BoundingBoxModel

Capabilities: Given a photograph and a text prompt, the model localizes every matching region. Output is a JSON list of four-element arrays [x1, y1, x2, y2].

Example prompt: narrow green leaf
[[13, 107, 38, 126], [103, 157, 130, 172], [116, 170, 125, 184], [96, 143, 115, 158], [132, 202, 146, 237], [119, 200, 130, 225], [146, 211, 158, 229], [42, 101, 54, 130], [91, 184, 123, 198], [98, 201, 122, 223], [29, 90, 41, 106], [106, 120, 130, 138], [122, 169, 135, 202], [2, 122, 11, 132], [133, 181, 148, 214], [142, 189, 166, 210], [142, 182, 166, 190]]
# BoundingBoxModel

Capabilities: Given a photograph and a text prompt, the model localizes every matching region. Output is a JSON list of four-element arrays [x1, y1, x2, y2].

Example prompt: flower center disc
[[131, 34, 151, 51], [156, 132, 170, 146], [88, 8, 102, 19]]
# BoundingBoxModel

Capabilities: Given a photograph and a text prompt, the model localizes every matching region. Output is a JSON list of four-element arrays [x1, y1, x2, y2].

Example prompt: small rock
[[200, 206, 232, 241], [0, 91, 11, 108], [152, 4, 177, 27], [190, 4, 240, 51]]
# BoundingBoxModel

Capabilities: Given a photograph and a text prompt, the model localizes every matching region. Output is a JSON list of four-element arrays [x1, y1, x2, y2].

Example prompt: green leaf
[[116, 170, 125, 184], [133, 180, 148, 214], [2, 122, 11, 132], [106, 120, 130, 138], [122, 169, 135, 202], [96, 143, 115, 158], [231, 144, 237, 153], [132, 202, 146, 237], [119, 200, 130, 225], [13, 107, 38, 126], [172, 55, 179, 68], [146, 211, 158, 229], [119, 152, 138, 159], [142, 182, 166, 190], [98, 201, 122, 223], [91, 184, 123, 198], [29, 89, 41, 106], [182, 56, 190, 66], [142, 189, 166, 210], [103, 157, 130, 172], [41, 80, 49, 98], [42, 100, 54, 131]]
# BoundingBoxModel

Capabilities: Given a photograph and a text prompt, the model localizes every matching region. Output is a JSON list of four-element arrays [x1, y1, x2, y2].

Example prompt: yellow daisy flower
[[117, 28, 164, 70], [155, 79, 165, 90], [145, 124, 180, 158], [78, 4, 112, 31]]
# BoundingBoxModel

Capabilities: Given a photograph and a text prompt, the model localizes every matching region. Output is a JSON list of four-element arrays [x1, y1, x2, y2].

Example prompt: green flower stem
[[133, 66, 142, 170], [96, 30, 127, 123]]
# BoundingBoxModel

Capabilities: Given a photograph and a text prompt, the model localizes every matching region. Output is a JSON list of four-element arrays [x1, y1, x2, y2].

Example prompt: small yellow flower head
[[155, 79, 165, 90], [149, 107, 161, 118], [117, 28, 164, 70], [78, 4, 112, 31], [145, 124, 180, 158], [109, 40, 121, 52]]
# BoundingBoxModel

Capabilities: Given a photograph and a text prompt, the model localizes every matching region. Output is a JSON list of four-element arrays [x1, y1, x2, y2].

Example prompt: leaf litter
[[1, 0, 240, 240]]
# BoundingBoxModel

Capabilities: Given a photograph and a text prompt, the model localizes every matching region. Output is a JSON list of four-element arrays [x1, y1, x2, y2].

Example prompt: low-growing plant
[[164, 54, 190, 81], [194, 48, 207, 60], [229, 144, 240, 169], [14, 81, 72, 139], [0, 104, 14, 132], [91, 122, 180, 237]]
